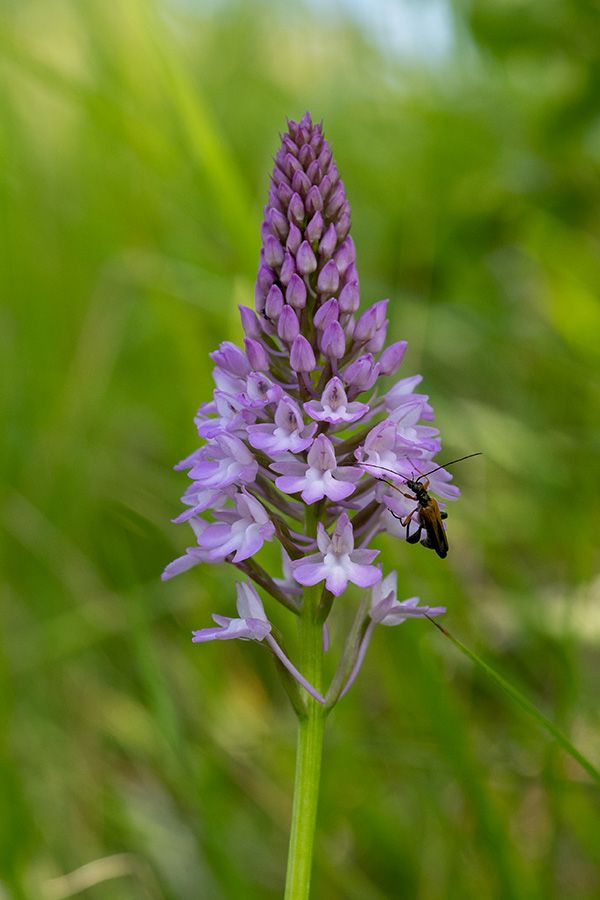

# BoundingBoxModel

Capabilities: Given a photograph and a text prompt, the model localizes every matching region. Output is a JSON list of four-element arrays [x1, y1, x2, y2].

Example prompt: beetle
[[365, 453, 481, 559]]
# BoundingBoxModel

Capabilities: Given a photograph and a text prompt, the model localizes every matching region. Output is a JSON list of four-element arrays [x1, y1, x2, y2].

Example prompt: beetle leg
[[400, 506, 420, 527], [405, 525, 424, 545]]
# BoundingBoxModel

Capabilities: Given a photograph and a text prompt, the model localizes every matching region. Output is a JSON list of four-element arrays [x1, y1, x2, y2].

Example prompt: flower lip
[[304, 376, 369, 425], [290, 513, 381, 597]]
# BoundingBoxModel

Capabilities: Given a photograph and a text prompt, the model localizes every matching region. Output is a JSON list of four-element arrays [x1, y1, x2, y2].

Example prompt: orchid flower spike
[[165, 112, 464, 707]]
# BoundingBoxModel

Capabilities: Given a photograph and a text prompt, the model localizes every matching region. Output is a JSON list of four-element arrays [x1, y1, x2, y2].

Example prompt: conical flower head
[[255, 112, 356, 327], [166, 111, 461, 614]]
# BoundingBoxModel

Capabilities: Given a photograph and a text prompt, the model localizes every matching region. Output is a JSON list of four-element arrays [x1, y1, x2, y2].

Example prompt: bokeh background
[[2, 0, 600, 897]]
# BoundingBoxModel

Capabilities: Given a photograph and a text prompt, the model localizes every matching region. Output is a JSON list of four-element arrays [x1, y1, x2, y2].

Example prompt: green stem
[[284, 579, 327, 900]]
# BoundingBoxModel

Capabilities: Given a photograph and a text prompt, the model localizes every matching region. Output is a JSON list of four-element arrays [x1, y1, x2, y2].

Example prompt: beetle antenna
[[418, 452, 482, 479], [360, 453, 482, 482]]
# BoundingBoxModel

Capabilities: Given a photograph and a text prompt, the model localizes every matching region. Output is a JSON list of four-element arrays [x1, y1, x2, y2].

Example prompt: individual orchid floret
[[271, 434, 362, 503], [195, 391, 252, 439], [388, 401, 440, 457], [378, 340, 407, 377], [247, 396, 317, 454], [338, 570, 446, 698], [162, 544, 216, 581], [187, 432, 258, 489], [304, 377, 369, 425], [238, 304, 262, 340], [171, 483, 235, 524], [343, 353, 380, 393], [354, 420, 403, 475], [243, 372, 283, 409], [383, 374, 435, 422], [386, 457, 461, 503], [290, 513, 381, 597], [353, 299, 389, 345], [193, 581, 325, 704], [320, 321, 346, 361], [192, 582, 272, 644], [290, 335, 316, 373], [196, 488, 276, 562], [369, 570, 446, 625], [210, 340, 251, 378]]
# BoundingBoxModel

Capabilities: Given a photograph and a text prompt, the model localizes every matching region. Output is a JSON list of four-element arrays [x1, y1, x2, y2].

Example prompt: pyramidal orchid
[[164, 112, 460, 899]]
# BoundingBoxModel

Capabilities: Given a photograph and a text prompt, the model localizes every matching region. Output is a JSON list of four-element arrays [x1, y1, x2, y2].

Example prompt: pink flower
[[290, 513, 380, 597], [271, 434, 362, 503], [304, 377, 369, 425]]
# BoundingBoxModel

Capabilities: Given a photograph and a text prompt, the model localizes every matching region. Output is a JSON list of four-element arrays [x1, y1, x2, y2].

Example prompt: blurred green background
[[2, 0, 600, 897]]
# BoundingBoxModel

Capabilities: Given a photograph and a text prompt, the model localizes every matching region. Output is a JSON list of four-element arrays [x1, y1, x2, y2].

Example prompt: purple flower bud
[[317, 144, 332, 171], [366, 319, 388, 353], [292, 169, 311, 198], [305, 184, 324, 216], [280, 252, 297, 286], [306, 160, 323, 184], [257, 264, 275, 296], [314, 297, 339, 331], [239, 305, 261, 340], [296, 241, 317, 275], [265, 284, 284, 321], [255, 283, 267, 314], [263, 235, 284, 270], [284, 152, 302, 178], [338, 281, 360, 313], [344, 353, 380, 391], [332, 236, 356, 277], [321, 321, 346, 359], [326, 181, 346, 217], [286, 273, 307, 310], [298, 143, 316, 169], [371, 299, 389, 329], [288, 192, 305, 226], [286, 222, 302, 255], [336, 208, 351, 240], [277, 181, 293, 208], [268, 207, 289, 240], [318, 223, 338, 259], [379, 340, 407, 376], [271, 165, 286, 187], [281, 135, 297, 157], [244, 338, 270, 372], [309, 132, 323, 153], [354, 300, 389, 344], [278, 304, 300, 343], [327, 164, 339, 188], [317, 259, 340, 294], [319, 174, 332, 200], [305, 210, 325, 244], [290, 334, 316, 373], [342, 262, 358, 287], [210, 341, 251, 376]]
